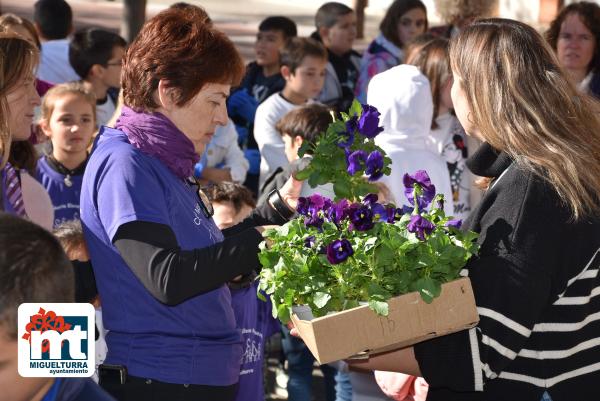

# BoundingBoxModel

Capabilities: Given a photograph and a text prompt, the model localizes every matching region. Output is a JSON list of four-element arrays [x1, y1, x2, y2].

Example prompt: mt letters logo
[[18, 303, 95, 377]]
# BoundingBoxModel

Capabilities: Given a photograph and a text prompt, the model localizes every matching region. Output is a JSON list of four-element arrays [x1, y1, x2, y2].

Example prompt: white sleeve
[[254, 100, 289, 176], [221, 122, 249, 183]]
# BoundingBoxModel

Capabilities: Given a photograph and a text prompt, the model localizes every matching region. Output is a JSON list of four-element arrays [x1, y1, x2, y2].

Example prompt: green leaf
[[368, 299, 389, 316], [277, 303, 291, 323], [412, 277, 442, 303], [349, 99, 363, 118], [313, 292, 331, 308], [374, 243, 395, 265], [295, 167, 311, 181]]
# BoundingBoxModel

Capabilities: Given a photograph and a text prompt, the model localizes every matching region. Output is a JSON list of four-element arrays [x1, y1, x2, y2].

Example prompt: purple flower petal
[[347, 150, 367, 176], [407, 215, 435, 240], [403, 170, 437, 209], [365, 151, 384, 182], [446, 219, 462, 229], [358, 104, 384, 138], [326, 239, 354, 264]]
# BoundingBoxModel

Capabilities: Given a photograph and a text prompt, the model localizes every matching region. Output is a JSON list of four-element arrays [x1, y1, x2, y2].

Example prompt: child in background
[[194, 120, 249, 185], [36, 82, 96, 227], [406, 36, 471, 220], [205, 182, 281, 401], [33, 0, 80, 84], [313, 2, 361, 112], [258, 103, 333, 205], [254, 37, 328, 194], [0, 214, 114, 401], [69, 28, 126, 127], [368, 64, 453, 216], [228, 16, 297, 194], [54, 219, 107, 383], [354, 0, 428, 103]]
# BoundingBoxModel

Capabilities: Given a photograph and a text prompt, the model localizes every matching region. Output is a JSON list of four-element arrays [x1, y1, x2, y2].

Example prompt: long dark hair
[[545, 1, 600, 75]]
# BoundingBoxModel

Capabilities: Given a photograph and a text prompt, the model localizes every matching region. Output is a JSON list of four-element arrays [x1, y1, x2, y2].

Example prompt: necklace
[[46, 154, 88, 187]]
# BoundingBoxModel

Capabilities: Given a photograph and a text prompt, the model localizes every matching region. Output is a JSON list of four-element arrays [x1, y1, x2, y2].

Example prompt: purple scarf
[[115, 106, 200, 179]]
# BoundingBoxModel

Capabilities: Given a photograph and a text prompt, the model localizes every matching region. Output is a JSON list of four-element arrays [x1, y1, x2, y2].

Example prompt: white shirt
[[37, 39, 81, 84], [368, 65, 454, 216], [254, 93, 298, 190], [96, 95, 117, 128], [205, 119, 249, 184], [427, 113, 472, 220]]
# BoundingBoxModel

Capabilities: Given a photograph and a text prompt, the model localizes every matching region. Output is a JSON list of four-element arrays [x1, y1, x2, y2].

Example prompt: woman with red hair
[[80, 7, 300, 400]]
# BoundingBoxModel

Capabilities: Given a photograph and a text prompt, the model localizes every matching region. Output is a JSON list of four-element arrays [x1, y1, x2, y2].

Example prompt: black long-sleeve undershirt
[[113, 201, 291, 306]]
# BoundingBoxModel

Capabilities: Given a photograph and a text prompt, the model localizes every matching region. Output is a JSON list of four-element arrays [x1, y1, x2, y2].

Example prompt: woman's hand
[[278, 175, 303, 211]]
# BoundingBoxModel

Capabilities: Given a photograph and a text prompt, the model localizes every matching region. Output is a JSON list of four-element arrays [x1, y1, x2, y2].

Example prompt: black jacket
[[415, 142, 600, 401]]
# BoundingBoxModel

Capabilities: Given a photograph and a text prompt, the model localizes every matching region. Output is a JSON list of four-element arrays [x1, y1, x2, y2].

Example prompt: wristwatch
[[267, 189, 295, 220]]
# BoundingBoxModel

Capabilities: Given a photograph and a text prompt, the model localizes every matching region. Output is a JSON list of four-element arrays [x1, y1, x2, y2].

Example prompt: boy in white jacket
[[367, 64, 453, 216]]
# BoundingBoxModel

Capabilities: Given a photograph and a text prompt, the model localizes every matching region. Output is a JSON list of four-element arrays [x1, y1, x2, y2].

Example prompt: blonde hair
[[406, 35, 450, 129], [41, 81, 97, 126], [0, 14, 41, 49], [450, 18, 600, 220], [0, 29, 39, 168], [434, 0, 497, 26]]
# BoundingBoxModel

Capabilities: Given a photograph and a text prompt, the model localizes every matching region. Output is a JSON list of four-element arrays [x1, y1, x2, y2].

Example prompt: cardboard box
[[290, 277, 479, 364]]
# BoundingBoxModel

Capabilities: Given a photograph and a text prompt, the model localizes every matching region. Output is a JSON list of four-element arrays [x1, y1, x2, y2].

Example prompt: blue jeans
[[335, 370, 352, 401], [281, 325, 337, 401]]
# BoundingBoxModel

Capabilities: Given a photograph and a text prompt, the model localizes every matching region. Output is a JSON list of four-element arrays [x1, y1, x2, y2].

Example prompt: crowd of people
[[1, 0, 600, 400]]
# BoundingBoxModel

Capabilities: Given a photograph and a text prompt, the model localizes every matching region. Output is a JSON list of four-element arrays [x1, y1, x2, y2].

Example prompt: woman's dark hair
[[121, 7, 245, 111], [8, 141, 37, 174], [380, 0, 428, 48], [545, 1, 600, 74]]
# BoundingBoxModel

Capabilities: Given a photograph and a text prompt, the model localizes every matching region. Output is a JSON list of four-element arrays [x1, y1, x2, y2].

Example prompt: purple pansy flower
[[446, 219, 462, 229], [348, 203, 375, 231], [297, 197, 310, 216], [383, 206, 398, 223], [403, 170, 436, 209], [326, 238, 354, 264], [407, 215, 436, 240], [358, 104, 384, 138], [337, 116, 358, 148], [347, 150, 367, 176], [328, 199, 350, 225], [362, 193, 378, 206], [297, 193, 333, 230], [304, 235, 316, 248], [365, 151, 384, 181]]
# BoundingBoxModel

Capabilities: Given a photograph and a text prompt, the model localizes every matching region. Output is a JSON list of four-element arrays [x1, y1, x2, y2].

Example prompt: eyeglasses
[[186, 177, 214, 218], [105, 60, 122, 67]]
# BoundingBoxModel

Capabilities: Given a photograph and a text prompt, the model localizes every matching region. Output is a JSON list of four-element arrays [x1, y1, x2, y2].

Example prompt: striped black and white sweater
[[414, 143, 600, 401]]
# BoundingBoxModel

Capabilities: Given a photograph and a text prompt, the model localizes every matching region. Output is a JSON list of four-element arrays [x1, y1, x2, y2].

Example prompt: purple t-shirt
[[231, 282, 280, 401], [36, 156, 82, 227], [80, 127, 242, 386]]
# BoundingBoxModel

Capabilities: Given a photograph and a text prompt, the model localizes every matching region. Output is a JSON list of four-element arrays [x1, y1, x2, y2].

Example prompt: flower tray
[[290, 277, 478, 365]]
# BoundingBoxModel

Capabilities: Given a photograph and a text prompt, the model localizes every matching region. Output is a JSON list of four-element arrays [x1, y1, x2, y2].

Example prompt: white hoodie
[[367, 65, 454, 216]]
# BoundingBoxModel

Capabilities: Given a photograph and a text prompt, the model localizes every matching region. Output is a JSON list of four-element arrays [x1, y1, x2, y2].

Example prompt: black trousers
[[100, 374, 239, 401]]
